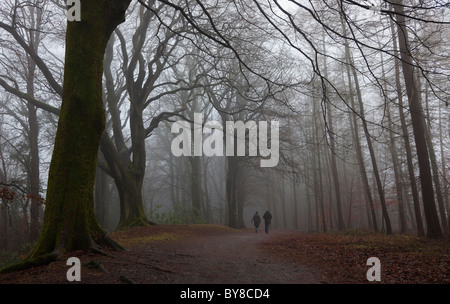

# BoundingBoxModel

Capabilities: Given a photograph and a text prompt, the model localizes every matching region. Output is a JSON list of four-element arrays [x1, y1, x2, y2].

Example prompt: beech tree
[[0, 1, 52, 243], [1, 1, 449, 275], [391, 0, 443, 238], [1, 0, 132, 271], [99, 4, 187, 230]]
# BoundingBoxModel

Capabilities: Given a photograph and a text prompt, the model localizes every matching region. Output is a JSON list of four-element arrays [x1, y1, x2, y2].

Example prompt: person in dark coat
[[251, 211, 261, 233], [263, 210, 272, 234]]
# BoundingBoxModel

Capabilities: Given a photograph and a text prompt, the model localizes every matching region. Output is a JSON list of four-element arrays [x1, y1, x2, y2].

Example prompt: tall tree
[[389, 17, 425, 236], [0, 128, 8, 251], [322, 40, 345, 231], [25, 3, 43, 243], [2, 0, 132, 271], [381, 56, 407, 233], [339, 8, 392, 235], [0, 0, 49, 243], [422, 80, 448, 232], [391, 0, 443, 238]]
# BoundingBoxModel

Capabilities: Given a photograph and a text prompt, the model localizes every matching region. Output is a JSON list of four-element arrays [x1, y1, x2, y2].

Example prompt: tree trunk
[[94, 162, 108, 229], [305, 182, 313, 232], [392, 0, 443, 238], [316, 122, 327, 232], [322, 38, 345, 230], [389, 17, 425, 237], [381, 57, 407, 233], [116, 173, 147, 229], [21, 0, 131, 264], [0, 140, 7, 250], [0, 200, 6, 251], [438, 103, 449, 230], [226, 157, 238, 228], [26, 61, 41, 244], [27, 101, 41, 242], [386, 100, 407, 233], [190, 156, 204, 222], [423, 81, 448, 232], [341, 30, 378, 232], [21, 4, 44, 243], [101, 37, 151, 231], [202, 158, 213, 223], [292, 171, 299, 229], [311, 92, 325, 232], [351, 59, 392, 235], [236, 171, 247, 229]]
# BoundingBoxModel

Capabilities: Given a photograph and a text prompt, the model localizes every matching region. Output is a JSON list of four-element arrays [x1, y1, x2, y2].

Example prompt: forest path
[[0, 225, 328, 284], [1, 224, 448, 285], [123, 227, 328, 284]]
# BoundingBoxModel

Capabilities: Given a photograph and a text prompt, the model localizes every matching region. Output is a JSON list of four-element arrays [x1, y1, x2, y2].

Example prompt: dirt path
[[125, 228, 327, 284], [0, 225, 328, 284]]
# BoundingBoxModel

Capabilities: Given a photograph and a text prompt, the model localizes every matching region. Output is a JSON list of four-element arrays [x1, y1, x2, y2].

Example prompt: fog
[[1, 0, 449, 253]]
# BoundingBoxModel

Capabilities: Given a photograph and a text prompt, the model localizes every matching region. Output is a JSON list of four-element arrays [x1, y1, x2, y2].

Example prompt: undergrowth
[[0, 242, 35, 269]]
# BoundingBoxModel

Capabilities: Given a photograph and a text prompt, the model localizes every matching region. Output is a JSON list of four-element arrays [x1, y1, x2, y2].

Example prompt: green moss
[[0, 253, 57, 274], [21, 1, 132, 266], [116, 232, 177, 248]]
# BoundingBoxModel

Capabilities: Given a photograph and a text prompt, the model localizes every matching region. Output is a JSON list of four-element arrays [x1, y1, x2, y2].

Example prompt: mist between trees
[[0, 0, 449, 257]]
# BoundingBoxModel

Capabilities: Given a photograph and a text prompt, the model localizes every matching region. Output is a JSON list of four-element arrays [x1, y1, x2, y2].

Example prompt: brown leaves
[[0, 186, 45, 206], [262, 231, 450, 284], [0, 186, 16, 203]]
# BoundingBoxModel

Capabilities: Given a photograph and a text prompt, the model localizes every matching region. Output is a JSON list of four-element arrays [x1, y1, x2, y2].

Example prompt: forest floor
[[0, 224, 448, 285]]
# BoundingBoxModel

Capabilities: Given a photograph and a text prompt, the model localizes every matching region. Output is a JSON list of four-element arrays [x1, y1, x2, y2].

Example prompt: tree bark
[[315, 111, 327, 232], [389, 17, 425, 237], [236, 170, 247, 229], [0, 150, 7, 251], [351, 57, 392, 235], [22, 0, 132, 263], [189, 156, 204, 221], [226, 156, 239, 228], [26, 12, 42, 240], [381, 57, 407, 233], [322, 38, 345, 230], [423, 81, 448, 232], [438, 103, 450, 230], [94, 162, 108, 229], [99, 34, 151, 231], [292, 171, 299, 229], [392, 0, 443, 238], [340, 21, 378, 231]]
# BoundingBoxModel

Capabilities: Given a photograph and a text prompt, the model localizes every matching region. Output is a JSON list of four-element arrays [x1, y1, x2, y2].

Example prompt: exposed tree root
[[102, 235, 127, 251], [0, 253, 58, 274], [119, 275, 135, 284], [84, 260, 107, 272], [0, 234, 125, 274], [115, 217, 157, 231]]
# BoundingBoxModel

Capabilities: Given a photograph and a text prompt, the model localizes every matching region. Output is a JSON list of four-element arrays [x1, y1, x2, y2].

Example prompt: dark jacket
[[251, 213, 261, 226], [263, 211, 272, 222]]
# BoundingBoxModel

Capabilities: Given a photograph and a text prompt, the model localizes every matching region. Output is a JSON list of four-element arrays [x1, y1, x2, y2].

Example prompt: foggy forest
[[0, 0, 449, 286]]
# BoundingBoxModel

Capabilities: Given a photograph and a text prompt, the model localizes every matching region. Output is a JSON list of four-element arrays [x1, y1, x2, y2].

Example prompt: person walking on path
[[263, 210, 272, 234], [251, 212, 261, 233]]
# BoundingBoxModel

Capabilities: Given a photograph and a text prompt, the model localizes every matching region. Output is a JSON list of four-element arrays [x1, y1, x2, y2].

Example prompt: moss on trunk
[[18, 0, 132, 266], [116, 175, 151, 230]]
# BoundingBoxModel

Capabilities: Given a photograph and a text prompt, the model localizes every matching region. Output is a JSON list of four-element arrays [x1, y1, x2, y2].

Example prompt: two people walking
[[251, 210, 272, 234]]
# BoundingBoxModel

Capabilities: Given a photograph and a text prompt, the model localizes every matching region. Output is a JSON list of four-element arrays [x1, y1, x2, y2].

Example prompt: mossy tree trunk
[[25, 0, 132, 262]]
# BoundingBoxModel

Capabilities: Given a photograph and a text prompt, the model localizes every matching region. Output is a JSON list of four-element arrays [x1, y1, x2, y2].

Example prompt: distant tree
[[391, 0, 443, 238]]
